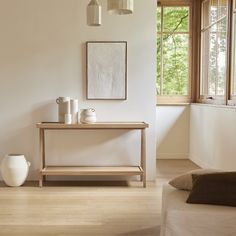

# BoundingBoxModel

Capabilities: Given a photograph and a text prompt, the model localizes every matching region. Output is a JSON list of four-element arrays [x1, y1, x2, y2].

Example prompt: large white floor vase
[[1, 154, 30, 187]]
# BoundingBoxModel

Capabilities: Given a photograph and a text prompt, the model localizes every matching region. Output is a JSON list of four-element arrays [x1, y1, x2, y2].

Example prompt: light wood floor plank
[[0, 160, 199, 236]]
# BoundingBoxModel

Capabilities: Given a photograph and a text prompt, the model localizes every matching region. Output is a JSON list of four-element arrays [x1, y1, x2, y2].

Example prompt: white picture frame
[[86, 41, 127, 100]]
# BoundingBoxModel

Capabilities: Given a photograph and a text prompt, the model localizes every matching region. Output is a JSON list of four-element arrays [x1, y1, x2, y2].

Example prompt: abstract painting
[[86, 41, 127, 100]]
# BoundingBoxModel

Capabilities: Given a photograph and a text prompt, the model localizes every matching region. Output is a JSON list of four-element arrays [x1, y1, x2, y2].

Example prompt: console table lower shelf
[[41, 166, 143, 176]]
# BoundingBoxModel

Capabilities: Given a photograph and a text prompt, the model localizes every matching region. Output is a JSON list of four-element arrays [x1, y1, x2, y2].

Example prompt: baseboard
[[157, 153, 188, 160], [189, 154, 210, 168]]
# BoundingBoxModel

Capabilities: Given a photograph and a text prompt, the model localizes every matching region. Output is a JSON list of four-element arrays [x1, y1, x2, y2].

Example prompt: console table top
[[36, 122, 149, 129]]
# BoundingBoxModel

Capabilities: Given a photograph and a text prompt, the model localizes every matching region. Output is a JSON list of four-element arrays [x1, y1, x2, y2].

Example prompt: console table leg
[[39, 175, 43, 187], [39, 128, 45, 187], [141, 129, 146, 188]]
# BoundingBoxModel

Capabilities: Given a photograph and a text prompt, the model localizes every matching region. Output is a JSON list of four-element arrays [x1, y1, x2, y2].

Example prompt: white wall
[[156, 105, 190, 159], [190, 104, 236, 170], [0, 0, 157, 180]]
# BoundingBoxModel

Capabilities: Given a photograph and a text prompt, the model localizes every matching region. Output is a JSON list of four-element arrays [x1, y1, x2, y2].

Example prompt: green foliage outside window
[[157, 7, 189, 96]]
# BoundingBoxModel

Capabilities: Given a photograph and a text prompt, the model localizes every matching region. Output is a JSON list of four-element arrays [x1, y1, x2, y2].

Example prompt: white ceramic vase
[[56, 97, 71, 123], [0, 154, 31, 187]]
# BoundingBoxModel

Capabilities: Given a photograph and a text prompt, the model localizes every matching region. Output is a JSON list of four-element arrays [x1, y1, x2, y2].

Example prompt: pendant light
[[107, 0, 134, 15], [87, 0, 102, 26]]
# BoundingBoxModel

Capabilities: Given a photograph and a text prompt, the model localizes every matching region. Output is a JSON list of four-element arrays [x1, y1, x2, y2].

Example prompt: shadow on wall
[[0, 100, 56, 180], [156, 106, 190, 159], [81, 43, 87, 100], [0, 101, 138, 180]]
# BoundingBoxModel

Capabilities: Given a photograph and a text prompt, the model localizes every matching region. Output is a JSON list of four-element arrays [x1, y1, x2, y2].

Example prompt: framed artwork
[[86, 41, 127, 100]]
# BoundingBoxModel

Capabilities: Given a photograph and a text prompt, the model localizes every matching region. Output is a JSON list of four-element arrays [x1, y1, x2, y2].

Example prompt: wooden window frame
[[198, 0, 232, 105], [228, 0, 236, 105], [157, 0, 193, 105]]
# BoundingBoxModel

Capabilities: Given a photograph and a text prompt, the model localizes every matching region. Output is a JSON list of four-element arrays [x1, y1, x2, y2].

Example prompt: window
[[200, 0, 228, 103], [157, 1, 192, 104], [230, 0, 236, 104]]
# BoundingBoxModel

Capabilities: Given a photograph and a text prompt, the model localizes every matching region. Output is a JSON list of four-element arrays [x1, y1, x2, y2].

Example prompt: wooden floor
[[0, 160, 199, 236]]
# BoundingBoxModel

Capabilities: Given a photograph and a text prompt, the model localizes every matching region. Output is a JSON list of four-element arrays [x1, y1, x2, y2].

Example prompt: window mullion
[[226, 0, 233, 104], [160, 6, 164, 95], [216, 23, 219, 96]]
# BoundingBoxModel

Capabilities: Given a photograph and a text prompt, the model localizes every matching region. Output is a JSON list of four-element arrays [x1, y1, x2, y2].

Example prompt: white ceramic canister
[[70, 99, 79, 124], [0, 154, 31, 187], [56, 97, 70, 123], [65, 114, 72, 124], [80, 108, 97, 124]]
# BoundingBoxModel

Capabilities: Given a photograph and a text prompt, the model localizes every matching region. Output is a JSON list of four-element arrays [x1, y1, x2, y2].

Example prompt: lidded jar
[[80, 108, 97, 124]]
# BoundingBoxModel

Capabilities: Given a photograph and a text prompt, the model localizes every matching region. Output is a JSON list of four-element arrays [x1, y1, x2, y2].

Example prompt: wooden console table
[[36, 122, 149, 187]]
